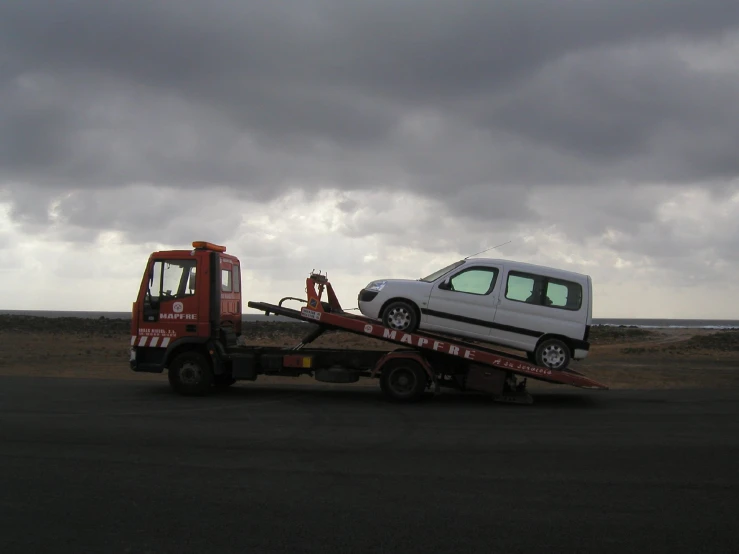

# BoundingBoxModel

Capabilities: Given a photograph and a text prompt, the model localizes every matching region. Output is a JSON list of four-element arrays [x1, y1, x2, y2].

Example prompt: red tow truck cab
[[130, 241, 242, 373]]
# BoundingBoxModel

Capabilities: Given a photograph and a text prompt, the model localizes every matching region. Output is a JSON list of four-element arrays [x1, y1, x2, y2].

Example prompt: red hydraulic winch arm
[[305, 272, 343, 313]]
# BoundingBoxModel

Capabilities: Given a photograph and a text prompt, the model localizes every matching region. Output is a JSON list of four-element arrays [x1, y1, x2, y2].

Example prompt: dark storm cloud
[[2, 0, 739, 228]]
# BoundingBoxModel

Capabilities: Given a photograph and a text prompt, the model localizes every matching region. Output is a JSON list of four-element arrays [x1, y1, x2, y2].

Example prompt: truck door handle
[[186, 324, 197, 332]]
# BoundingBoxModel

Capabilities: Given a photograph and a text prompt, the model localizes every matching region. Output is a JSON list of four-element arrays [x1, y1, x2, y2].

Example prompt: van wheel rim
[[179, 362, 202, 384], [387, 307, 412, 330], [541, 345, 566, 368]]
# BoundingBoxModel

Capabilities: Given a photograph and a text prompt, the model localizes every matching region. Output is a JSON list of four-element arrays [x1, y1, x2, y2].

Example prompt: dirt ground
[[0, 315, 737, 390]]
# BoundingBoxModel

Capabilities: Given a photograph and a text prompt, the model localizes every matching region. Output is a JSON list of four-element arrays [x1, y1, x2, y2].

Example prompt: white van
[[357, 258, 593, 370]]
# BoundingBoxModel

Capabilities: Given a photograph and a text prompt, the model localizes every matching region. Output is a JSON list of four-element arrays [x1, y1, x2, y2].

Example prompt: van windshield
[[419, 261, 465, 282]]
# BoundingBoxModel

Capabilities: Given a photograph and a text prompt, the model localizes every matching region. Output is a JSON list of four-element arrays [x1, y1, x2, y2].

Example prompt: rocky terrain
[[1, 315, 737, 389]]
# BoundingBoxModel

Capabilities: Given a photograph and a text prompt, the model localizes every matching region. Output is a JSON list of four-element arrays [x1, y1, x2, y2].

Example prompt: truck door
[[218, 256, 242, 336], [138, 257, 203, 345]]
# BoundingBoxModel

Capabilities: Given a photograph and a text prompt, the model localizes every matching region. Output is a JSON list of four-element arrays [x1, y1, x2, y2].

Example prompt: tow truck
[[129, 241, 608, 404]]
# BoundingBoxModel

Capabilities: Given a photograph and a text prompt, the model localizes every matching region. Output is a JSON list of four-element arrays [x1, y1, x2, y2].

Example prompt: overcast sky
[[1, 1, 738, 318]]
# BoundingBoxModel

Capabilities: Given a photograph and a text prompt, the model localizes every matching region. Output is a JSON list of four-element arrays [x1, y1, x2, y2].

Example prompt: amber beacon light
[[192, 241, 227, 252]]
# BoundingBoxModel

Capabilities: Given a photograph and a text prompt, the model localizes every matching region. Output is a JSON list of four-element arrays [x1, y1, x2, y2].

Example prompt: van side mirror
[[439, 278, 451, 290]]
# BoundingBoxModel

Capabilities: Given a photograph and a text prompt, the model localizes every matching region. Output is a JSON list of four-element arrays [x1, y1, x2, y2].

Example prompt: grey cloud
[[1, 99, 73, 173], [478, 41, 739, 181], [528, 185, 675, 236], [30, 186, 242, 246], [566, 189, 739, 283], [2, 185, 61, 230], [0, 73, 408, 196], [2, 0, 739, 249], [8, 1, 738, 94]]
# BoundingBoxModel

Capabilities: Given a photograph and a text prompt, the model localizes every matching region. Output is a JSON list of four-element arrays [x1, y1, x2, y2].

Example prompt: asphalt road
[[1, 376, 738, 554]]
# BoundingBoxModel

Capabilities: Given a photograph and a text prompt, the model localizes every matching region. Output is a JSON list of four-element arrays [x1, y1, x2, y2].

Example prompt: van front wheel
[[381, 301, 419, 333], [534, 339, 570, 371]]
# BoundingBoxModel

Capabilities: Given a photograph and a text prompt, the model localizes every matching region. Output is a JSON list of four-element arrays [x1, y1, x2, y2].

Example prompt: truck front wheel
[[168, 351, 213, 396]]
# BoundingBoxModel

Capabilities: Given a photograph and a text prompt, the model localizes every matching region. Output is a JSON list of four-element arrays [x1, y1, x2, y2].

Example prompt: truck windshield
[[419, 260, 465, 282], [148, 259, 197, 302]]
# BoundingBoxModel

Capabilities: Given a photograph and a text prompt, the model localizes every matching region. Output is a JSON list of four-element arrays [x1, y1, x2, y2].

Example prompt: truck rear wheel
[[379, 359, 427, 403], [168, 351, 213, 396]]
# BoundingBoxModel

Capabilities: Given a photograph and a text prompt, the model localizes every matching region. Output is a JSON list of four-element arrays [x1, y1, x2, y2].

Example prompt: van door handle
[[186, 324, 196, 333]]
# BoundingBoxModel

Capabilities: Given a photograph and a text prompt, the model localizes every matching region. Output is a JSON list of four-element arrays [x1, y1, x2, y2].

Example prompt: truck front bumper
[[129, 347, 164, 373]]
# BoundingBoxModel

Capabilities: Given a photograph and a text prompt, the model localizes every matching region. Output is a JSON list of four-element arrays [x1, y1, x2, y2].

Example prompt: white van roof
[[463, 257, 590, 280]]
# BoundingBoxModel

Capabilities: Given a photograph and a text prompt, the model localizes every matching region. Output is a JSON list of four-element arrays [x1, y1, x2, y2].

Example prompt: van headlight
[[366, 281, 387, 292]]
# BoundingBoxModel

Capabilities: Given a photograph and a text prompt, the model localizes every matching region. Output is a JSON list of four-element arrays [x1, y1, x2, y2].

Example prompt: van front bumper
[[357, 289, 382, 319]]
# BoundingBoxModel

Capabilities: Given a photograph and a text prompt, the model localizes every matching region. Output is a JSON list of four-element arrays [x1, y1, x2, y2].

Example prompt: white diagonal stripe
[[150, 337, 159, 347], [138, 336, 147, 347], [131, 336, 136, 345], [161, 337, 171, 348]]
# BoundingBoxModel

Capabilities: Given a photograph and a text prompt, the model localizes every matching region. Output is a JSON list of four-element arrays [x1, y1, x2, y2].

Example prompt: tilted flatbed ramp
[[247, 276, 607, 391]]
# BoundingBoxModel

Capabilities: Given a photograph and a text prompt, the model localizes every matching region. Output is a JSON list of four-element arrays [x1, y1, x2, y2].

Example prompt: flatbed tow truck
[[130, 241, 608, 404]]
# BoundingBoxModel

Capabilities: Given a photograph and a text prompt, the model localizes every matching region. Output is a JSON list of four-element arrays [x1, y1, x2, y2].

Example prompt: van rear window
[[505, 271, 582, 310]]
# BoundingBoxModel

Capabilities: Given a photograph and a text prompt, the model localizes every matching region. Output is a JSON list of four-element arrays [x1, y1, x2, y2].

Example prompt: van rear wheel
[[534, 339, 570, 371]]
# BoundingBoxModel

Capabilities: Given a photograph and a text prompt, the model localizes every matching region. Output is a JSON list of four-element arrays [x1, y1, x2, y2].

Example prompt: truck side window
[[185, 267, 197, 294], [148, 262, 163, 303], [221, 269, 233, 292], [232, 266, 241, 293]]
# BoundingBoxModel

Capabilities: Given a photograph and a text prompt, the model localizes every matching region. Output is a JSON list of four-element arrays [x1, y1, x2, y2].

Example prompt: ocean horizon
[[1, 309, 737, 329]]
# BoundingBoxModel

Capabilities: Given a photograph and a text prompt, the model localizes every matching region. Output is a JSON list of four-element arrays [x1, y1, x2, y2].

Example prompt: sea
[[1, 310, 737, 329]]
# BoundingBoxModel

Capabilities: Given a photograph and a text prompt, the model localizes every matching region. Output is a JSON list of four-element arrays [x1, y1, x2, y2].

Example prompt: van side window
[[448, 268, 498, 295], [505, 273, 535, 303], [505, 271, 582, 311], [546, 279, 582, 310]]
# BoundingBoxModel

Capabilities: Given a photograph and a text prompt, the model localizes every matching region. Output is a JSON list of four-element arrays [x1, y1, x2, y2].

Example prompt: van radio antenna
[[464, 240, 512, 259]]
